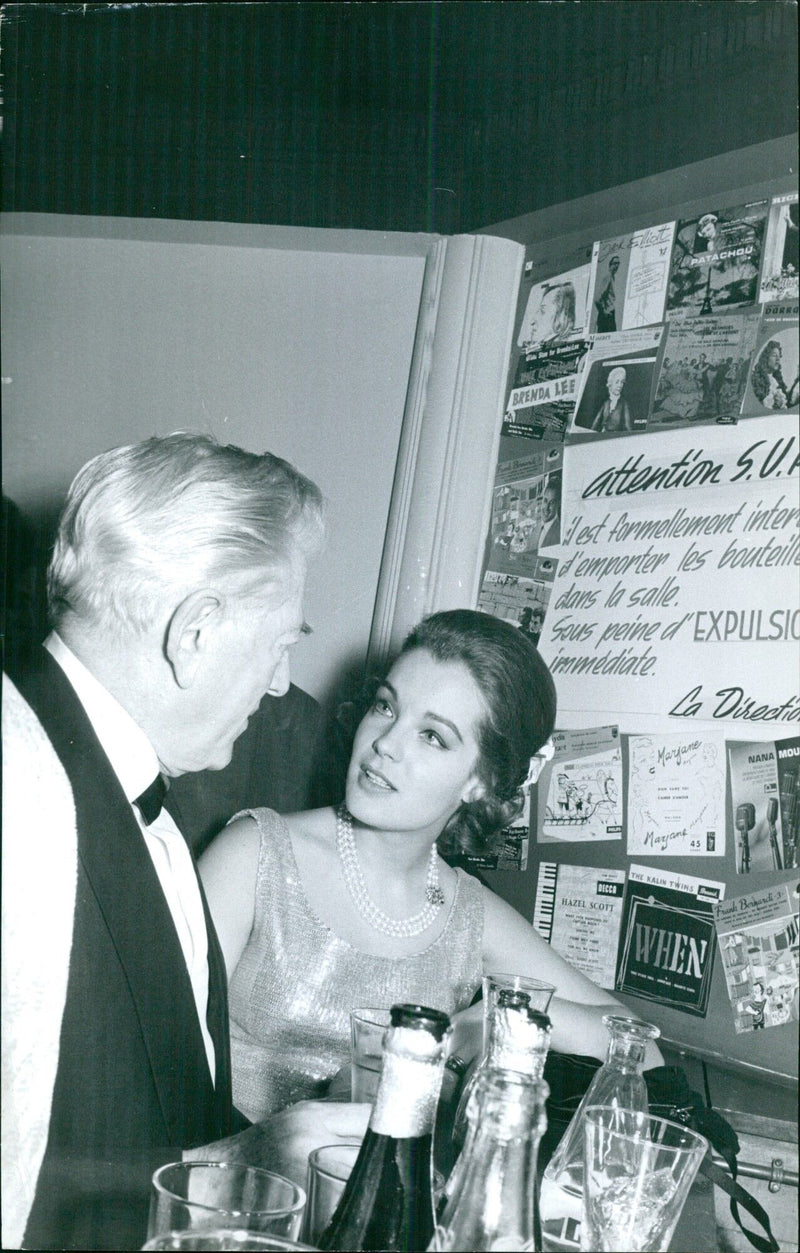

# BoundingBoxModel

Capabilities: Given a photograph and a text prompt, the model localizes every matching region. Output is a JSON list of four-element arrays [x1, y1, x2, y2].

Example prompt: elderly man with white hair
[[4, 433, 367, 1251]]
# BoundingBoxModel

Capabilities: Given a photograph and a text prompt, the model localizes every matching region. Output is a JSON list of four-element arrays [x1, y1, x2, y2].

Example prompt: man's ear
[[164, 590, 225, 688]]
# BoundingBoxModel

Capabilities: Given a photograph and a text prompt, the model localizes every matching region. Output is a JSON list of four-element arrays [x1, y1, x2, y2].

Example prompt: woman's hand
[[448, 1002, 483, 1068], [185, 1100, 370, 1191]]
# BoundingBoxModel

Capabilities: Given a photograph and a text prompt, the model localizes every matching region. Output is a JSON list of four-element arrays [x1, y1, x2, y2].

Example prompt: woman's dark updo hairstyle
[[399, 608, 557, 856]]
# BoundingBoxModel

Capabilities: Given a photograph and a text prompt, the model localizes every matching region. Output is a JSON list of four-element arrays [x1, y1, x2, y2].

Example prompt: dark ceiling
[[2, 1, 797, 234]]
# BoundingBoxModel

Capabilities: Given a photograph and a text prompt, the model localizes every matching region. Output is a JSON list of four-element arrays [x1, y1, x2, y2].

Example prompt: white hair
[[48, 433, 325, 635]]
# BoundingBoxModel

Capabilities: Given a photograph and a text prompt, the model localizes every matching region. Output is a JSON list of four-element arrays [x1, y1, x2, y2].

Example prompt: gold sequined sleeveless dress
[[227, 808, 485, 1122]]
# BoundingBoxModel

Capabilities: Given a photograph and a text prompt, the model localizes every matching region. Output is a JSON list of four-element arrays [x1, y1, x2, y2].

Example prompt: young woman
[[200, 610, 661, 1122]]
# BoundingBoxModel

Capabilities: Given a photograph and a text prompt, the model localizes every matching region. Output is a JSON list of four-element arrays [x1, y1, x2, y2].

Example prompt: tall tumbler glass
[[580, 1106, 708, 1253], [148, 1162, 306, 1243], [142, 1233, 317, 1251], [300, 1142, 361, 1245], [349, 1007, 392, 1103]]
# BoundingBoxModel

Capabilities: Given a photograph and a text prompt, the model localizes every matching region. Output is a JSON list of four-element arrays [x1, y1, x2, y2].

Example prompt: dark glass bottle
[[318, 1003, 451, 1253]]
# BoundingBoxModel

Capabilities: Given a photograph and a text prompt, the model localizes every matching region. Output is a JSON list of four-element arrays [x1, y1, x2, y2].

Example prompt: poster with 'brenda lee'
[[615, 864, 725, 1017], [503, 339, 587, 442]]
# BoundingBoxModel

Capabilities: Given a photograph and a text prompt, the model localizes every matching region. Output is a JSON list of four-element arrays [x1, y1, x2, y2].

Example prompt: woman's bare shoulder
[[283, 806, 338, 852], [199, 811, 261, 875]]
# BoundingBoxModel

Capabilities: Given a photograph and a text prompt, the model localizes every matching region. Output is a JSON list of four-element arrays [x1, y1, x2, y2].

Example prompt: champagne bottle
[[429, 1068, 550, 1252], [436, 991, 551, 1235], [318, 1003, 451, 1253], [452, 989, 551, 1153]]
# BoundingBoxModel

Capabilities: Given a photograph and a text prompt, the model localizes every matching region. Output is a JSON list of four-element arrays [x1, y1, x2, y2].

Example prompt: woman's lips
[[360, 764, 395, 791]]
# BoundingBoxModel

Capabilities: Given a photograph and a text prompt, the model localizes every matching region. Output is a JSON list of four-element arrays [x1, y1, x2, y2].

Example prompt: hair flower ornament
[[522, 738, 555, 791]]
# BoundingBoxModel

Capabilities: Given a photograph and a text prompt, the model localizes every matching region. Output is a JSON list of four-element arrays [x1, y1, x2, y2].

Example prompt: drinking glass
[[481, 972, 555, 1056], [580, 1106, 708, 1253], [141, 1233, 317, 1251], [148, 1162, 306, 1242], [349, 1007, 391, 1102], [300, 1142, 361, 1245]]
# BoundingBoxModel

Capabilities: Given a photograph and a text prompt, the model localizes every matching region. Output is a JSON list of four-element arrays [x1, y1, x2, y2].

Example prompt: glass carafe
[[542, 1014, 660, 1200]]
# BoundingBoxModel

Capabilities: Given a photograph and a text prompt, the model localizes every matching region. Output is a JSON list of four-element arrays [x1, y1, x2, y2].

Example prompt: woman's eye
[[422, 729, 445, 748], [373, 697, 393, 716]]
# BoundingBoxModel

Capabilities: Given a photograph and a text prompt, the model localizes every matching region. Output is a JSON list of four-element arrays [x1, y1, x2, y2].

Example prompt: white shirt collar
[[44, 632, 161, 802]]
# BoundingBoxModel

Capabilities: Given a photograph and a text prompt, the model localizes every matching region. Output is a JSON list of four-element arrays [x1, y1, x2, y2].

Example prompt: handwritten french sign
[[537, 413, 800, 735]]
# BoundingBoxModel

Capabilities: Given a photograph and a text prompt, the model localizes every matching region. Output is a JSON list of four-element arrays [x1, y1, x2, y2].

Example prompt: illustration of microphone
[[779, 765, 798, 870], [735, 802, 755, 875], [766, 797, 782, 871]]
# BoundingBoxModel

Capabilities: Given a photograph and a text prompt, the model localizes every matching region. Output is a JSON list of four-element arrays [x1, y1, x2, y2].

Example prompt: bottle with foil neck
[[543, 1013, 660, 1200], [437, 992, 551, 1223], [452, 989, 552, 1152], [318, 1003, 451, 1253], [429, 1068, 549, 1252]]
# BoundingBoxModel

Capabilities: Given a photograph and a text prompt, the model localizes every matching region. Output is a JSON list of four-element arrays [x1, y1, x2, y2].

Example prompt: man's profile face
[[165, 559, 309, 775], [528, 287, 559, 344]]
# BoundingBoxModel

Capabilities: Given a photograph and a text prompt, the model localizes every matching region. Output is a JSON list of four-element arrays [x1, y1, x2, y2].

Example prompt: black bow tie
[[134, 774, 168, 825]]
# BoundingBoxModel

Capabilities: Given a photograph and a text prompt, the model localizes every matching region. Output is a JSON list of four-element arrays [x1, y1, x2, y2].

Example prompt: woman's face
[[767, 346, 781, 371], [345, 649, 486, 840]]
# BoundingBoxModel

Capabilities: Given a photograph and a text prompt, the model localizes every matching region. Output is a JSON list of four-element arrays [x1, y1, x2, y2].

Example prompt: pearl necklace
[[336, 805, 445, 938]]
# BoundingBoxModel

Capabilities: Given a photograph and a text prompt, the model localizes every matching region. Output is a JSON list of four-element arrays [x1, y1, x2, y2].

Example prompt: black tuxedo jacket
[[15, 650, 236, 1251]]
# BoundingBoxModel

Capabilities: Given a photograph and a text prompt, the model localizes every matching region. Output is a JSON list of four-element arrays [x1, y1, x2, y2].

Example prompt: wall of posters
[[476, 157, 798, 1078]]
